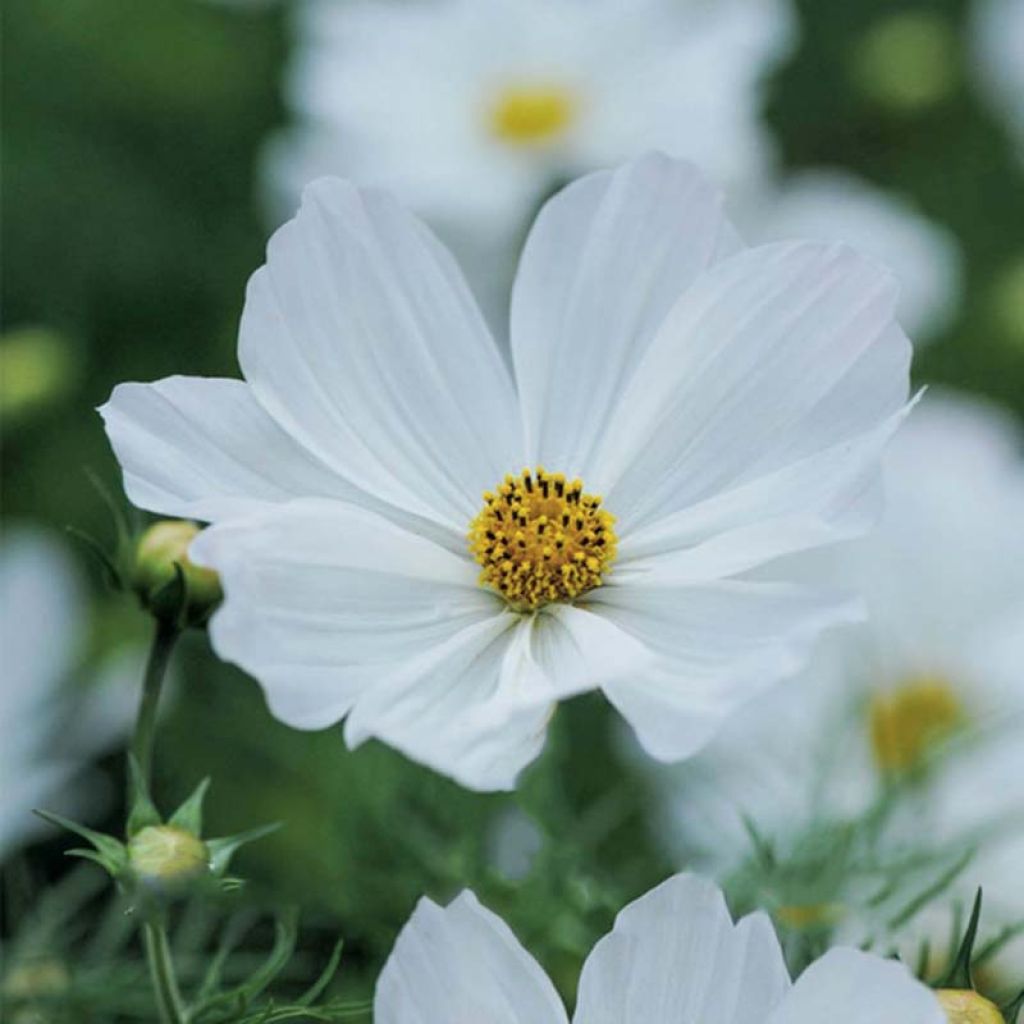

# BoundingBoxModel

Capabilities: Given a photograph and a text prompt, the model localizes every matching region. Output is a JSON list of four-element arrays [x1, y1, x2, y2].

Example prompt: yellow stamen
[[468, 468, 617, 611], [936, 989, 1005, 1024], [868, 676, 965, 774], [489, 85, 576, 146]]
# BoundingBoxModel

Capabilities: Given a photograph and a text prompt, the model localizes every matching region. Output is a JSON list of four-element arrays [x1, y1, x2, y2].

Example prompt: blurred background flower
[[2, 0, 1023, 1011]]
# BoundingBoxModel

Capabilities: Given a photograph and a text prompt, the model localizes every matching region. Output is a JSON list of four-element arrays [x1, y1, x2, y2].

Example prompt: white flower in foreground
[[644, 391, 1024, 982], [101, 153, 912, 792], [971, 0, 1024, 162], [376, 873, 944, 1024], [745, 170, 963, 341], [269, 0, 793, 244], [0, 529, 137, 857]]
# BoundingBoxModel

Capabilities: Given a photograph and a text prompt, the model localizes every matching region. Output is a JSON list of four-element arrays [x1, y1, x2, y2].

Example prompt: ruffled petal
[[574, 873, 790, 1024], [376, 890, 567, 1024]]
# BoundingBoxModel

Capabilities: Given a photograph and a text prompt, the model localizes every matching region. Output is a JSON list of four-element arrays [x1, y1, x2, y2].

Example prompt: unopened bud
[[128, 825, 209, 892], [937, 990, 1005, 1024], [133, 520, 221, 625]]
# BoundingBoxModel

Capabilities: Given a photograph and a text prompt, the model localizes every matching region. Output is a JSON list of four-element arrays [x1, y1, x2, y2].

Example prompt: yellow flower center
[[489, 84, 576, 146], [936, 989, 1005, 1024], [868, 676, 965, 775], [468, 468, 617, 611], [774, 902, 843, 930]]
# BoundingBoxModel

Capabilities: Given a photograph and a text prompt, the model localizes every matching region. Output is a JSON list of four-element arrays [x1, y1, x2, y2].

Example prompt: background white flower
[[742, 170, 963, 341], [0, 528, 139, 858], [267, 0, 794, 319], [375, 872, 944, 1024], [102, 154, 912, 792], [970, 0, 1024, 162], [642, 390, 1024, 983]]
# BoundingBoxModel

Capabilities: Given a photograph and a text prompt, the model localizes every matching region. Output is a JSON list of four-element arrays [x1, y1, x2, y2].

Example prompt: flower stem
[[132, 619, 187, 1022], [144, 919, 188, 1024], [132, 618, 180, 789]]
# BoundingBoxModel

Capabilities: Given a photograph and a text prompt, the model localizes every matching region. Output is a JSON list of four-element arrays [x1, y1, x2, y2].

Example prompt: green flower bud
[[937, 990, 1005, 1024], [133, 520, 222, 625], [128, 825, 209, 893]]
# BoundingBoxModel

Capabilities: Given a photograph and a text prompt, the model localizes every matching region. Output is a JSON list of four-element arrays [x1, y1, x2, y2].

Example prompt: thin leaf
[[296, 939, 344, 1006]]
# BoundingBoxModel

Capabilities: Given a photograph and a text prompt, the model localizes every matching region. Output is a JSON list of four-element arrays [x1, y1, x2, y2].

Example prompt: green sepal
[[207, 822, 281, 877], [126, 754, 162, 837], [938, 888, 983, 989], [1001, 986, 1024, 1024], [168, 776, 211, 836], [35, 809, 127, 877]]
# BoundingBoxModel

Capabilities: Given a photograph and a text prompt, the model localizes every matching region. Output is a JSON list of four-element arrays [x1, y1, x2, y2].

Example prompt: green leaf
[[126, 754, 162, 837], [296, 940, 344, 1007], [168, 777, 211, 836], [207, 822, 281, 877], [939, 888, 983, 989], [1001, 986, 1024, 1024]]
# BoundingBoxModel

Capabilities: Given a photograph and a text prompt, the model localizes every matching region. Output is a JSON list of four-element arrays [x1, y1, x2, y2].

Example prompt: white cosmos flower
[[100, 153, 913, 792], [375, 873, 944, 1024], [643, 391, 1024, 981], [742, 170, 963, 342], [970, 0, 1024, 162], [267, 0, 793, 274]]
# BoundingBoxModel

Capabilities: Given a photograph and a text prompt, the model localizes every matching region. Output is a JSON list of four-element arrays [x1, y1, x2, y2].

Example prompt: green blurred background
[[2, 0, 1023, 1006]]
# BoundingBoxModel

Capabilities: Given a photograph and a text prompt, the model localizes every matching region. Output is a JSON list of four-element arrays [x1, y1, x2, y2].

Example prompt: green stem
[[132, 618, 180, 789], [144, 920, 188, 1024], [132, 620, 186, 1022]]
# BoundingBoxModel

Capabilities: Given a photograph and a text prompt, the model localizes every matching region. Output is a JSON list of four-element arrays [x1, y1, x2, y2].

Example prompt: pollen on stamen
[[468, 468, 618, 611]]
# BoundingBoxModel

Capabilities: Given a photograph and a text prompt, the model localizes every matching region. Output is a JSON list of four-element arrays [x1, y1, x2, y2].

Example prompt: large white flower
[[375, 873, 944, 1024], [268, 0, 792, 244], [101, 153, 912, 792], [644, 391, 1024, 983], [743, 170, 963, 342]]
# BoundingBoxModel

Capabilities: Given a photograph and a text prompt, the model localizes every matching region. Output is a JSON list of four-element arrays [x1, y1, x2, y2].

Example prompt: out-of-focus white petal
[[593, 241, 910, 538], [99, 377, 366, 522], [239, 178, 521, 532], [767, 948, 943, 1024], [971, 0, 1024, 161], [747, 171, 962, 340], [510, 153, 740, 477], [590, 580, 860, 761], [574, 873, 790, 1024], [376, 891, 568, 1024]]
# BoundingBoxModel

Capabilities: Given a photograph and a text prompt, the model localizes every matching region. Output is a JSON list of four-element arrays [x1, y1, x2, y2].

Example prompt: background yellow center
[[489, 85, 576, 145]]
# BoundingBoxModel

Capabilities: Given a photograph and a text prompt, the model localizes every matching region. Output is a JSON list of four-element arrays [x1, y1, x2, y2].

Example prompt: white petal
[[593, 242, 910, 538], [510, 153, 740, 477], [342, 614, 555, 791], [768, 948, 943, 1024], [376, 891, 567, 1024], [239, 177, 521, 531], [190, 499, 497, 734], [574, 873, 790, 1024], [618, 403, 913, 575], [589, 580, 860, 761], [99, 377, 365, 522]]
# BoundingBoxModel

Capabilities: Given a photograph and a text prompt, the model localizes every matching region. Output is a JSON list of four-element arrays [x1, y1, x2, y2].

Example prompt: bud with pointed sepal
[[132, 520, 222, 626]]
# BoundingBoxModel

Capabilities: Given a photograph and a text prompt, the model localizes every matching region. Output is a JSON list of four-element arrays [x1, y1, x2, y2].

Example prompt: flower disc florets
[[936, 989, 1005, 1023], [469, 468, 617, 611]]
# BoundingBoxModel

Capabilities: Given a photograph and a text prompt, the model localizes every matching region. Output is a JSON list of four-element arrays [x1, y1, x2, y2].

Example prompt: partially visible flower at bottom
[[101, 152, 913, 792], [374, 873, 945, 1024]]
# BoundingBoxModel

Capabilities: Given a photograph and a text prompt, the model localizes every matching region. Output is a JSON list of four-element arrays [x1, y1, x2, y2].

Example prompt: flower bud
[[133, 520, 221, 625], [128, 825, 209, 893], [936, 990, 1005, 1024]]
